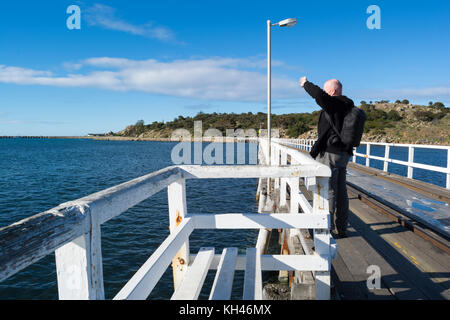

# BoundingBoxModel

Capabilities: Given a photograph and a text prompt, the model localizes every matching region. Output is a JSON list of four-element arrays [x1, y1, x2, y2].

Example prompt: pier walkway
[[270, 139, 450, 300]]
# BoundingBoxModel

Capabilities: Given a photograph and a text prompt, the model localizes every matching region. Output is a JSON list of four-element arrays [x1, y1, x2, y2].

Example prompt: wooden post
[[407, 146, 414, 179], [312, 177, 330, 300], [274, 146, 280, 190], [168, 178, 189, 290], [366, 144, 371, 167], [447, 148, 450, 189], [280, 150, 288, 207], [383, 145, 390, 172], [55, 205, 104, 300]]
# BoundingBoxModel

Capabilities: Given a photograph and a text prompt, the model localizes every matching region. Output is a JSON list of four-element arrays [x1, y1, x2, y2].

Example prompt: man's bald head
[[324, 79, 342, 96]]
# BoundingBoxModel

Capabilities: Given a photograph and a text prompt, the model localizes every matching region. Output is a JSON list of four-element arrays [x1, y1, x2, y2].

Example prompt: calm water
[[0, 139, 259, 299], [354, 145, 448, 188]]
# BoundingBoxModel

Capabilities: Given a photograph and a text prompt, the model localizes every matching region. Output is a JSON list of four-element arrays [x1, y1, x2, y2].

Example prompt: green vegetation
[[115, 100, 449, 144], [119, 111, 321, 138]]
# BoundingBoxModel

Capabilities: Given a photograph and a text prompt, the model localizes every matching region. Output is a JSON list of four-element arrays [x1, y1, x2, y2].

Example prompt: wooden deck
[[296, 170, 450, 300]]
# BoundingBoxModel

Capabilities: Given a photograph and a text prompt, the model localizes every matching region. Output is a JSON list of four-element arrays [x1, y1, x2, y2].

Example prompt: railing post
[[55, 206, 105, 300], [383, 144, 390, 172], [274, 146, 280, 190], [407, 146, 414, 179], [365, 144, 371, 167], [312, 177, 330, 300], [280, 150, 288, 207], [447, 148, 450, 189], [168, 178, 189, 290]]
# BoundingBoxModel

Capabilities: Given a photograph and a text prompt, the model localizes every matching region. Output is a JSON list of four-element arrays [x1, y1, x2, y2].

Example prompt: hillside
[[112, 101, 450, 145]]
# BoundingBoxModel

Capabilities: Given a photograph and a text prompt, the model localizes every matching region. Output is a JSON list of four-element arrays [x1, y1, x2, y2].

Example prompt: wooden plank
[[114, 218, 194, 300], [312, 177, 331, 300], [348, 197, 450, 299], [179, 164, 331, 179], [192, 254, 328, 271], [0, 166, 183, 282], [331, 252, 378, 300], [347, 207, 443, 299], [172, 247, 215, 300], [348, 162, 450, 203], [209, 248, 238, 300], [289, 178, 300, 214], [243, 248, 262, 300], [168, 178, 189, 290], [55, 220, 104, 300], [188, 213, 329, 230], [335, 233, 396, 299], [0, 203, 90, 282]]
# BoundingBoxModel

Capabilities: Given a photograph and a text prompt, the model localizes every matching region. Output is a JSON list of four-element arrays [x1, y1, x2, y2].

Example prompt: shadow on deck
[[331, 190, 450, 300]]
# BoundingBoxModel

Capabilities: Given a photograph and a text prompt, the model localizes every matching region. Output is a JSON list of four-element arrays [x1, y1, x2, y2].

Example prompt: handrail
[[0, 138, 333, 300], [275, 138, 450, 189]]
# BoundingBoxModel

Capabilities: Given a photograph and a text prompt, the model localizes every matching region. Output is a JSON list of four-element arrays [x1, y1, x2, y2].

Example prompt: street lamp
[[267, 18, 297, 165]]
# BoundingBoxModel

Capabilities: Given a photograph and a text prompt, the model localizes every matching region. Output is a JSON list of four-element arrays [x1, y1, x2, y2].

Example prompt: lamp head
[[277, 18, 297, 27]]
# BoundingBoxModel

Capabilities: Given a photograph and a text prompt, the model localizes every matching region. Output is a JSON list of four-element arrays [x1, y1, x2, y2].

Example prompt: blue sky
[[1, 0, 449, 135]]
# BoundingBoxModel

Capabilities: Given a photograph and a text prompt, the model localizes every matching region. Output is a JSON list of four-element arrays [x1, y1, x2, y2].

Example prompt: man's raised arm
[[300, 76, 339, 114]]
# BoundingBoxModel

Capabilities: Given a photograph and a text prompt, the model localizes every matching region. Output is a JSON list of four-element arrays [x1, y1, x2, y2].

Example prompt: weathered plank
[[179, 165, 331, 179], [188, 213, 329, 230], [243, 248, 262, 300], [168, 178, 189, 290], [114, 218, 194, 300], [348, 198, 449, 299], [192, 254, 328, 271], [0, 166, 183, 282], [209, 248, 238, 300], [171, 247, 215, 300], [312, 177, 331, 300]]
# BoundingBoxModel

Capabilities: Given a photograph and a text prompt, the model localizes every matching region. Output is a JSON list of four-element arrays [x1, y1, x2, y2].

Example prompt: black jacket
[[303, 81, 354, 159]]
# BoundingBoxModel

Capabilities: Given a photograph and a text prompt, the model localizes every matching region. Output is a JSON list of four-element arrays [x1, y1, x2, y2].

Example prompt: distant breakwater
[[0, 136, 260, 143]]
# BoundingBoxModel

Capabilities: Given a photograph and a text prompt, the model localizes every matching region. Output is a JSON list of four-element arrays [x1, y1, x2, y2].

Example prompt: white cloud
[[2, 57, 448, 104], [85, 4, 179, 43], [0, 57, 302, 102]]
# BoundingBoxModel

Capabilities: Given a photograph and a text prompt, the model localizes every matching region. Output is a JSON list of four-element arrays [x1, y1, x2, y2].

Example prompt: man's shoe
[[337, 231, 348, 238], [331, 231, 347, 239]]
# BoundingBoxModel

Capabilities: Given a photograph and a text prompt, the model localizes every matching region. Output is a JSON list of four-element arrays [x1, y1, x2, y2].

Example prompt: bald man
[[300, 77, 354, 238]]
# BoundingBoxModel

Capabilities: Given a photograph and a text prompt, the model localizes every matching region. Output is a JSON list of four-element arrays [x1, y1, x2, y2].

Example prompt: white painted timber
[[179, 165, 331, 179], [209, 248, 238, 300], [55, 225, 104, 300], [114, 218, 194, 300], [167, 178, 189, 290], [171, 247, 215, 300], [187, 213, 329, 230], [191, 254, 329, 271], [0, 166, 183, 282], [255, 229, 271, 253], [243, 248, 262, 300], [305, 176, 317, 191], [297, 190, 313, 214], [312, 177, 331, 300]]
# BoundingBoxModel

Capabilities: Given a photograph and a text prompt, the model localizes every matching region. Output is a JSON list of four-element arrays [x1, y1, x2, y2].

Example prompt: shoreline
[[1, 135, 449, 146]]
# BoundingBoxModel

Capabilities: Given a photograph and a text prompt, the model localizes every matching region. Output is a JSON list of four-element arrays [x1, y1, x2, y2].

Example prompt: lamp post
[[267, 18, 297, 165]]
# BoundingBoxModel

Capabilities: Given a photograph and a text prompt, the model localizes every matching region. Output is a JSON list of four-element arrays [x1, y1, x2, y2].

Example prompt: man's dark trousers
[[316, 151, 350, 234]]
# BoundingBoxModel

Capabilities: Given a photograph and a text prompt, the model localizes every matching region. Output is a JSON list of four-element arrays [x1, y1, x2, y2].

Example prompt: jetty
[[0, 138, 448, 300]]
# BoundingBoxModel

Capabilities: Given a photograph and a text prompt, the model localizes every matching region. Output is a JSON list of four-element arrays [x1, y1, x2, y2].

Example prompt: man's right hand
[[300, 76, 308, 87]]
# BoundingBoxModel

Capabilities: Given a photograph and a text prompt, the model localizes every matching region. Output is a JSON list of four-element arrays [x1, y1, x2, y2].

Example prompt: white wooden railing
[[0, 139, 333, 300], [275, 138, 450, 189]]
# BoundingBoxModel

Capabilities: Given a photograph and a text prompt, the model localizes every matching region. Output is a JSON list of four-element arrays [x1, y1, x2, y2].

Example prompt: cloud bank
[[1, 56, 449, 103], [0, 57, 301, 102]]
